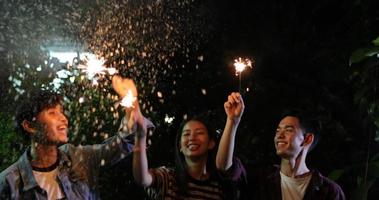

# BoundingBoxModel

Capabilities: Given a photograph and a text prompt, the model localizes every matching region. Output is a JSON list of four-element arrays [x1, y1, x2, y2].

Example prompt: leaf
[[328, 169, 345, 181], [373, 36, 379, 46], [350, 47, 379, 65]]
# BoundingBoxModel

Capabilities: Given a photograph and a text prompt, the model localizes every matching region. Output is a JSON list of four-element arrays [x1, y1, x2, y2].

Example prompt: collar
[[271, 165, 324, 191], [17, 146, 72, 192]]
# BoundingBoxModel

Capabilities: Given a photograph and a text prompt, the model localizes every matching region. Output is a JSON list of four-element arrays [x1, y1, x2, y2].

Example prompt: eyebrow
[[277, 125, 295, 129], [182, 128, 206, 132]]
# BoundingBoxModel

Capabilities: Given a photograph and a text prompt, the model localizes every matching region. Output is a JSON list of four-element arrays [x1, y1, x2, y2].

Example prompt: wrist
[[227, 117, 240, 125]]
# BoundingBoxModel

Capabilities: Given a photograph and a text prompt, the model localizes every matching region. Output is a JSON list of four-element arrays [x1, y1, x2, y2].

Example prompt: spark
[[233, 57, 254, 92], [164, 114, 175, 124], [120, 90, 137, 108], [234, 57, 253, 74], [78, 54, 118, 80]]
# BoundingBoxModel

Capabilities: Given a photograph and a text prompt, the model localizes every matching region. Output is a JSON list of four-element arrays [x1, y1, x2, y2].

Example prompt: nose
[[275, 129, 285, 138], [188, 132, 197, 140]]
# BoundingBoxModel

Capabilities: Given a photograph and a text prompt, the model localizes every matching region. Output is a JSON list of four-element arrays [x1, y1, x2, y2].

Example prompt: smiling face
[[31, 104, 69, 145], [274, 116, 305, 159], [179, 120, 215, 159]]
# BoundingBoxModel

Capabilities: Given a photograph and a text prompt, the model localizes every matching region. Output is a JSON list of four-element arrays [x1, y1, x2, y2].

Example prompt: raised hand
[[112, 75, 146, 135], [112, 75, 138, 98], [224, 92, 245, 123]]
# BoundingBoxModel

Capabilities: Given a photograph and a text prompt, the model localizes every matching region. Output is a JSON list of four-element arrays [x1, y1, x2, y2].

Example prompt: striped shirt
[[146, 167, 225, 200]]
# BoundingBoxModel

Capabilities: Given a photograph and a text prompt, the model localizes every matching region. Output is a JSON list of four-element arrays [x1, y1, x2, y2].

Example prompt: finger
[[230, 92, 240, 103], [224, 101, 232, 109], [235, 92, 244, 105], [228, 95, 236, 105]]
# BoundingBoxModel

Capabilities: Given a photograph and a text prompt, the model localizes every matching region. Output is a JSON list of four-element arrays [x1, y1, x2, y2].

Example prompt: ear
[[22, 120, 38, 136], [208, 139, 216, 150], [301, 133, 314, 148]]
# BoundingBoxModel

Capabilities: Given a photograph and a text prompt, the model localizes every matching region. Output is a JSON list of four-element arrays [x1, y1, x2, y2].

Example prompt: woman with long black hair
[[113, 76, 246, 199]]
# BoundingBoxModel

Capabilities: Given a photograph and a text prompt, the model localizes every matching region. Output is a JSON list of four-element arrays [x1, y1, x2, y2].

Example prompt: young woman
[[113, 76, 246, 199]]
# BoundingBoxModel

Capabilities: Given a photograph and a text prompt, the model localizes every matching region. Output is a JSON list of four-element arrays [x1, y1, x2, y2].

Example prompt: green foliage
[[340, 35, 379, 199], [0, 113, 25, 171]]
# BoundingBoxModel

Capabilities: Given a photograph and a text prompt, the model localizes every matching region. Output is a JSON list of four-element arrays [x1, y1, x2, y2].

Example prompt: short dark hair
[[279, 108, 319, 151], [15, 89, 63, 139]]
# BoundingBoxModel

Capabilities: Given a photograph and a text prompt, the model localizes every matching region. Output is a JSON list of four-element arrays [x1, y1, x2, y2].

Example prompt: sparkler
[[78, 54, 117, 81], [233, 57, 254, 92], [78, 55, 136, 108], [120, 89, 137, 108]]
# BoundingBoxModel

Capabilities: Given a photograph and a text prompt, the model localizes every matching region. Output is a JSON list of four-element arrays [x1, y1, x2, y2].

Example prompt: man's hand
[[224, 92, 245, 123]]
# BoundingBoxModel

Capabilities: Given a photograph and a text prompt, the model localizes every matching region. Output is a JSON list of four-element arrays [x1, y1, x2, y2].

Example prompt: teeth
[[188, 144, 199, 150]]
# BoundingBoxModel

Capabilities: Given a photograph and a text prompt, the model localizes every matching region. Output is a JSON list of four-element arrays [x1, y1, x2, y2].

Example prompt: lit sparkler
[[78, 54, 118, 82], [120, 89, 137, 108], [233, 57, 254, 92]]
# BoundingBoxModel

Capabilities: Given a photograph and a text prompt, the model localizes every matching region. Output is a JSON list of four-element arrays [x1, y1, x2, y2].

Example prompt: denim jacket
[[0, 117, 154, 200]]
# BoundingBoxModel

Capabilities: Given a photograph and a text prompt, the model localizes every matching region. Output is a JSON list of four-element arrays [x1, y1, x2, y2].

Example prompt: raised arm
[[112, 75, 153, 187], [216, 92, 244, 171]]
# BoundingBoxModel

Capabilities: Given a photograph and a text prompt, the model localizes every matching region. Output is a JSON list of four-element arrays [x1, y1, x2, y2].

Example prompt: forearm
[[216, 118, 239, 170], [133, 135, 153, 187]]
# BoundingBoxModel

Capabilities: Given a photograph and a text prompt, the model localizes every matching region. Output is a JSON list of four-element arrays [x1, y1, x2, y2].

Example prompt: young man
[[0, 76, 152, 199], [253, 110, 345, 200]]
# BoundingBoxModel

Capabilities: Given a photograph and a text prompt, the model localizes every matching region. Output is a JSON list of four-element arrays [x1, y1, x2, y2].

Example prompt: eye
[[48, 110, 57, 115], [285, 128, 294, 132], [182, 132, 190, 137]]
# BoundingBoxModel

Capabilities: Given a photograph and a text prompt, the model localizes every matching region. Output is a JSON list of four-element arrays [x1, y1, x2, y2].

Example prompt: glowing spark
[[233, 57, 254, 92], [164, 114, 175, 124], [120, 90, 137, 108], [234, 57, 252, 74], [78, 55, 118, 79]]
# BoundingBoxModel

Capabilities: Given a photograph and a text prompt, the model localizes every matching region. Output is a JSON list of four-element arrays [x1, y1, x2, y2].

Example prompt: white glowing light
[[164, 114, 175, 124], [120, 90, 137, 108], [50, 51, 78, 65], [234, 57, 252, 74], [78, 54, 118, 80]]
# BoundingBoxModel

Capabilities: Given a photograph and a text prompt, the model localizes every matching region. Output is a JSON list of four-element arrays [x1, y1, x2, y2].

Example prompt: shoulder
[[59, 143, 90, 157], [149, 166, 175, 178], [0, 159, 22, 181], [313, 170, 346, 199], [0, 160, 21, 193], [220, 157, 247, 181]]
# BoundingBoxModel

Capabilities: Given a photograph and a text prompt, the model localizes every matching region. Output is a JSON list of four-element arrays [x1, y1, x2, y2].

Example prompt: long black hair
[[174, 115, 218, 195]]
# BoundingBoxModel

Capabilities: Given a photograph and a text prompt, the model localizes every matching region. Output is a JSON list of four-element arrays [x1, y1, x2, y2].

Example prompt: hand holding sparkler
[[112, 75, 146, 136], [224, 92, 245, 124]]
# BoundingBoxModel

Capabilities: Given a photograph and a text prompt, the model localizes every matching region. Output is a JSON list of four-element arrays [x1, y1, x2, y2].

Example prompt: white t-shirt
[[280, 171, 312, 200], [33, 168, 65, 200]]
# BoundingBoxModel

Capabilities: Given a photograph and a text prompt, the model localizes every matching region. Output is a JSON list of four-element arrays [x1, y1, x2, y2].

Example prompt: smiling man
[[0, 77, 152, 199], [257, 110, 346, 200]]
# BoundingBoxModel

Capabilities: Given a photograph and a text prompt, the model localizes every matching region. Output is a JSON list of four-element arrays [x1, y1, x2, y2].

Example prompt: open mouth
[[57, 125, 68, 133], [187, 144, 200, 150], [276, 141, 287, 147]]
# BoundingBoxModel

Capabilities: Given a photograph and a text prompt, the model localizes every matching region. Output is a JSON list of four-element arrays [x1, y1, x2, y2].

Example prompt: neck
[[280, 150, 310, 178], [30, 141, 59, 168], [185, 156, 209, 180]]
